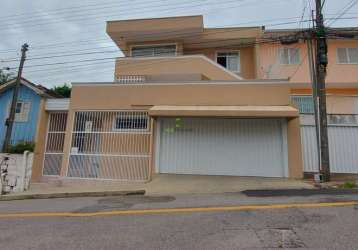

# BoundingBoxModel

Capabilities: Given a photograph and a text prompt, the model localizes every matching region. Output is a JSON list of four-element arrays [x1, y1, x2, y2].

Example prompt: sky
[[0, 0, 358, 88]]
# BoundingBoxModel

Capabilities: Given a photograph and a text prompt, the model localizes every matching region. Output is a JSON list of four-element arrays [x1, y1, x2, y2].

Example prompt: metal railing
[[43, 112, 68, 176], [115, 75, 146, 84], [67, 110, 152, 181]]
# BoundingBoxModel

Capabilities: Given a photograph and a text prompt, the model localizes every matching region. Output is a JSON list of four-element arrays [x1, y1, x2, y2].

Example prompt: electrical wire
[[326, 0, 358, 26]]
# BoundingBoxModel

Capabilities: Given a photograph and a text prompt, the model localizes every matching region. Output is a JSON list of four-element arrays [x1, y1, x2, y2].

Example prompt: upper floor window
[[216, 52, 240, 72], [279, 48, 300, 65], [131, 45, 176, 57], [337, 48, 358, 64]]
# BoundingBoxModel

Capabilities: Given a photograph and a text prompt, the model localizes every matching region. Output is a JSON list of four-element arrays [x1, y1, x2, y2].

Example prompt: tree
[[51, 83, 72, 98], [0, 69, 15, 85]]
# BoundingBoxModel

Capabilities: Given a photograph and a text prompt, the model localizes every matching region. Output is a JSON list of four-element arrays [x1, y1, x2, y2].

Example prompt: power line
[[1, 19, 312, 63], [0, 16, 317, 58], [0, 0, 247, 31], [326, 0, 358, 26], [0, 0, 161, 21], [14, 37, 285, 72]]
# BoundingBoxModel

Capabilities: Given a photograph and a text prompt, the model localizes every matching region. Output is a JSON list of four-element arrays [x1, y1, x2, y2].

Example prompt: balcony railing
[[115, 75, 146, 84]]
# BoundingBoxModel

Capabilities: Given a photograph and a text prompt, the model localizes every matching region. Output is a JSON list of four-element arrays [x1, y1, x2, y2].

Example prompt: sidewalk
[[1, 174, 314, 201]]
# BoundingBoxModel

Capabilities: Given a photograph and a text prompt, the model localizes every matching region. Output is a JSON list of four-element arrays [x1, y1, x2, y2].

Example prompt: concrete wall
[[115, 56, 241, 81], [69, 83, 291, 109], [0, 152, 33, 193]]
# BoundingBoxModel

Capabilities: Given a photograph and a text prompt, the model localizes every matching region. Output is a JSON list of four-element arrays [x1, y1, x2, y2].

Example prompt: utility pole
[[306, 38, 321, 172], [315, 0, 330, 182], [2, 43, 29, 152]]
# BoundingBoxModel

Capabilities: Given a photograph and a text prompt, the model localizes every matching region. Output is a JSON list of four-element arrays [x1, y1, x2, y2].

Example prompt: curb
[[0, 190, 146, 201]]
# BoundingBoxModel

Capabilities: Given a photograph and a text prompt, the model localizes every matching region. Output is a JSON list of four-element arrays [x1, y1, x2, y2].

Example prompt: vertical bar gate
[[42, 112, 68, 176], [67, 111, 151, 181]]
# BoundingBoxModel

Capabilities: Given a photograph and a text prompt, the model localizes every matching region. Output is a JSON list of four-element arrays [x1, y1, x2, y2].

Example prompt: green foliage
[[0, 69, 15, 85], [7, 141, 35, 154], [339, 181, 358, 189], [51, 83, 72, 98]]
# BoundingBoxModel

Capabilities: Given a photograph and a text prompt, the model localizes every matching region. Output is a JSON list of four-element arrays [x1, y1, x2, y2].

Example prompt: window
[[131, 45, 176, 57], [291, 96, 314, 114], [337, 48, 358, 64], [113, 113, 148, 131], [216, 52, 240, 72], [279, 48, 300, 65], [7, 101, 31, 122], [328, 114, 358, 126]]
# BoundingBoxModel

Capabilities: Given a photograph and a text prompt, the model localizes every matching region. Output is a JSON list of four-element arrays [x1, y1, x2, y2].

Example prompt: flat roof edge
[[72, 79, 292, 86]]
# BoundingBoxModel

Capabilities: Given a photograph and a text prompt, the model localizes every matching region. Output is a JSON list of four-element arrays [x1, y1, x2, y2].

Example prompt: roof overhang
[[107, 15, 262, 51], [0, 78, 56, 98], [148, 105, 299, 118]]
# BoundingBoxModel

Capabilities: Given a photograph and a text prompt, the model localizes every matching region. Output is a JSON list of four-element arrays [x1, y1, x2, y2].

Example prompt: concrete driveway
[[21, 174, 313, 197]]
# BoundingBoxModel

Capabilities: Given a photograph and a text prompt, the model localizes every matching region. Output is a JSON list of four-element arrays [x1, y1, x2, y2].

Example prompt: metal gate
[[67, 111, 152, 181], [301, 114, 358, 173], [43, 112, 68, 176]]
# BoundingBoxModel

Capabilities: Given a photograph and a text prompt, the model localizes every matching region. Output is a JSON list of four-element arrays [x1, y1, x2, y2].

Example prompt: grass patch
[[339, 181, 358, 189]]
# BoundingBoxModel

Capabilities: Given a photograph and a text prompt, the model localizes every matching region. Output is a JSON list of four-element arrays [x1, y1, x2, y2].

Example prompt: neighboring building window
[[279, 48, 300, 65], [131, 45, 176, 57], [216, 52, 240, 72], [7, 101, 31, 122], [337, 48, 358, 64], [328, 114, 358, 126], [113, 114, 148, 131], [291, 96, 314, 114]]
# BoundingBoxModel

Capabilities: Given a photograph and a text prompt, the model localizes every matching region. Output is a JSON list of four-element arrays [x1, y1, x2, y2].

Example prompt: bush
[[7, 141, 35, 154], [339, 181, 358, 189]]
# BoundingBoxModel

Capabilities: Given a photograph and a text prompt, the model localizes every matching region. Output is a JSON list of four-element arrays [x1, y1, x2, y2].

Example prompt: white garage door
[[156, 118, 288, 177]]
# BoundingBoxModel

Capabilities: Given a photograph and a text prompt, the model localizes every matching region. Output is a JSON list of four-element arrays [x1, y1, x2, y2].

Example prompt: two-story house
[[31, 15, 304, 183], [260, 28, 358, 117], [30, 15, 358, 183]]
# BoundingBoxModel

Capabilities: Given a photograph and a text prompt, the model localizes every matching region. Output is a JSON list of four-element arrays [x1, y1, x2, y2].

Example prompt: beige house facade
[[31, 15, 358, 182]]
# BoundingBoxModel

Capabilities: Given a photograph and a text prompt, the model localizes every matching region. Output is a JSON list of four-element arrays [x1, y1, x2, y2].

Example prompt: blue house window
[[291, 96, 314, 114], [6, 101, 31, 122]]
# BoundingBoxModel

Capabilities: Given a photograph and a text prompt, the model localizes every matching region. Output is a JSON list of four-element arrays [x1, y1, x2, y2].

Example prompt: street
[[0, 192, 358, 249]]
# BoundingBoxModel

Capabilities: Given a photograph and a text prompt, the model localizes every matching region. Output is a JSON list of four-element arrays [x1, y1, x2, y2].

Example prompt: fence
[[301, 114, 358, 174], [42, 112, 68, 176], [67, 110, 152, 181]]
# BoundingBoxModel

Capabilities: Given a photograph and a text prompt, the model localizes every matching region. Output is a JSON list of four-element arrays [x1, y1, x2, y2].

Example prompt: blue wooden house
[[0, 78, 59, 150]]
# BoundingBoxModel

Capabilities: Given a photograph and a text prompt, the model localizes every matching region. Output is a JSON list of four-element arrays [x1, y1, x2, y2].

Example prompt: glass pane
[[348, 48, 358, 63], [131, 47, 154, 57], [217, 56, 227, 68], [279, 48, 289, 64], [289, 48, 300, 64], [227, 56, 239, 72], [154, 45, 176, 56], [337, 48, 348, 63], [15, 102, 22, 113]]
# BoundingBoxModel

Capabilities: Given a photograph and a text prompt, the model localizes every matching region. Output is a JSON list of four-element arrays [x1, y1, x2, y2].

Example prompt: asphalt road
[[0, 193, 358, 250]]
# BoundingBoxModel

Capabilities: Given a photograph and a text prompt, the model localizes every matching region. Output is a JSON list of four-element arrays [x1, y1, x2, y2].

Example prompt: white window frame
[[129, 43, 178, 57], [6, 101, 31, 123], [215, 51, 241, 73], [278, 47, 301, 65], [112, 113, 149, 132], [337, 48, 358, 64]]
